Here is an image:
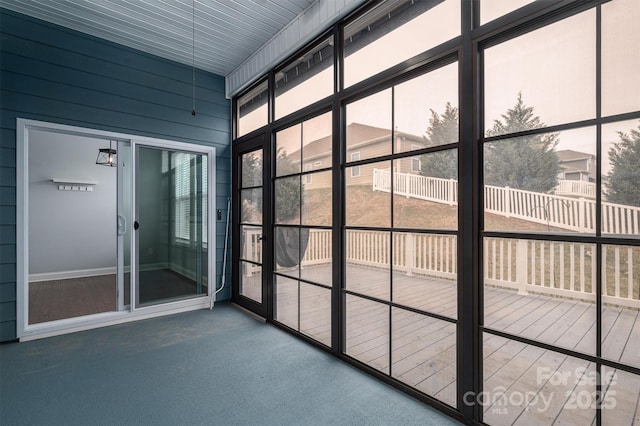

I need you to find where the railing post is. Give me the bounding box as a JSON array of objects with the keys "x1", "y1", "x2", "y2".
[
  {"x1": 244, "y1": 229, "x2": 253, "y2": 277},
  {"x1": 578, "y1": 197, "x2": 585, "y2": 232},
  {"x1": 448, "y1": 178, "x2": 455, "y2": 206},
  {"x1": 503, "y1": 186, "x2": 510, "y2": 218},
  {"x1": 516, "y1": 239, "x2": 528, "y2": 295},
  {"x1": 372, "y1": 168, "x2": 379, "y2": 192},
  {"x1": 406, "y1": 233, "x2": 415, "y2": 277},
  {"x1": 404, "y1": 172, "x2": 410, "y2": 198}
]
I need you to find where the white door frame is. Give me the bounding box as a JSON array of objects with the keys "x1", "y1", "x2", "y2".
[{"x1": 16, "y1": 118, "x2": 216, "y2": 341}]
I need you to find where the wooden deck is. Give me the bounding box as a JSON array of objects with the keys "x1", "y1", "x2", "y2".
[{"x1": 271, "y1": 263, "x2": 640, "y2": 426}]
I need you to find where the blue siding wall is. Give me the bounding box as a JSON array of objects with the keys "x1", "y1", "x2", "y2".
[{"x1": 0, "y1": 8, "x2": 232, "y2": 341}]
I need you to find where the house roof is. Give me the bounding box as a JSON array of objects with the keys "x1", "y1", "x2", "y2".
[
  {"x1": 288, "y1": 122, "x2": 424, "y2": 161},
  {"x1": 556, "y1": 149, "x2": 594, "y2": 162}
]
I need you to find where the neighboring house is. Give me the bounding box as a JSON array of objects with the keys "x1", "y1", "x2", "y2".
[
  {"x1": 556, "y1": 149, "x2": 596, "y2": 183},
  {"x1": 286, "y1": 122, "x2": 426, "y2": 189}
]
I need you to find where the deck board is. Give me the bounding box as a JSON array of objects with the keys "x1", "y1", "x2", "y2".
[{"x1": 269, "y1": 263, "x2": 640, "y2": 425}]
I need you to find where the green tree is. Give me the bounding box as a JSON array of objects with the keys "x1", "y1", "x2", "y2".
[
  {"x1": 606, "y1": 121, "x2": 640, "y2": 206},
  {"x1": 484, "y1": 93, "x2": 560, "y2": 192},
  {"x1": 420, "y1": 102, "x2": 458, "y2": 179},
  {"x1": 274, "y1": 147, "x2": 301, "y2": 223}
]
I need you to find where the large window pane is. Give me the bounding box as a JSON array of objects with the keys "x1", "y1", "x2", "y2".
[
  {"x1": 276, "y1": 124, "x2": 301, "y2": 177},
  {"x1": 275, "y1": 275, "x2": 298, "y2": 329},
  {"x1": 394, "y1": 62, "x2": 458, "y2": 153},
  {"x1": 275, "y1": 37, "x2": 334, "y2": 119},
  {"x1": 346, "y1": 160, "x2": 391, "y2": 228},
  {"x1": 602, "y1": 0, "x2": 640, "y2": 117},
  {"x1": 300, "y1": 283, "x2": 331, "y2": 347},
  {"x1": 238, "y1": 80, "x2": 268, "y2": 137},
  {"x1": 484, "y1": 127, "x2": 596, "y2": 234},
  {"x1": 601, "y1": 368, "x2": 640, "y2": 425},
  {"x1": 346, "y1": 230, "x2": 390, "y2": 301},
  {"x1": 483, "y1": 333, "x2": 596, "y2": 426},
  {"x1": 240, "y1": 188, "x2": 262, "y2": 224},
  {"x1": 392, "y1": 309, "x2": 456, "y2": 407},
  {"x1": 345, "y1": 295, "x2": 389, "y2": 374},
  {"x1": 300, "y1": 229, "x2": 332, "y2": 287},
  {"x1": 484, "y1": 10, "x2": 596, "y2": 135},
  {"x1": 393, "y1": 153, "x2": 458, "y2": 230},
  {"x1": 602, "y1": 120, "x2": 640, "y2": 238},
  {"x1": 275, "y1": 226, "x2": 303, "y2": 279},
  {"x1": 302, "y1": 112, "x2": 332, "y2": 167},
  {"x1": 480, "y1": 0, "x2": 535, "y2": 25},
  {"x1": 392, "y1": 233, "x2": 457, "y2": 319},
  {"x1": 484, "y1": 238, "x2": 596, "y2": 355},
  {"x1": 343, "y1": 0, "x2": 460, "y2": 88},
  {"x1": 240, "y1": 225, "x2": 262, "y2": 263},
  {"x1": 602, "y1": 244, "x2": 640, "y2": 369},
  {"x1": 274, "y1": 176, "x2": 300, "y2": 225},
  {"x1": 346, "y1": 90, "x2": 392, "y2": 161},
  {"x1": 302, "y1": 170, "x2": 332, "y2": 226},
  {"x1": 241, "y1": 150, "x2": 263, "y2": 187},
  {"x1": 239, "y1": 261, "x2": 262, "y2": 303}
]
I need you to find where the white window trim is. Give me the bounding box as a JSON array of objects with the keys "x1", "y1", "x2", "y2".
[{"x1": 16, "y1": 118, "x2": 216, "y2": 341}]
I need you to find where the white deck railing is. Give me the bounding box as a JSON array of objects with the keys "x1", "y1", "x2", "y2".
[
  {"x1": 554, "y1": 180, "x2": 596, "y2": 198},
  {"x1": 242, "y1": 227, "x2": 639, "y2": 308},
  {"x1": 373, "y1": 169, "x2": 640, "y2": 235}
]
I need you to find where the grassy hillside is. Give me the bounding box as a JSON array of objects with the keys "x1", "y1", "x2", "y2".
[{"x1": 303, "y1": 185, "x2": 565, "y2": 232}]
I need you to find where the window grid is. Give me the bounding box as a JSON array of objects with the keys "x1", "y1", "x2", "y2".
[{"x1": 232, "y1": 1, "x2": 640, "y2": 425}]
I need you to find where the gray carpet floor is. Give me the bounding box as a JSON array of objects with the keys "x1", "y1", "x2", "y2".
[{"x1": 0, "y1": 303, "x2": 460, "y2": 426}]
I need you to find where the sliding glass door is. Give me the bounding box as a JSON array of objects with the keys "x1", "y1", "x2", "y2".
[
  {"x1": 135, "y1": 146, "x2": 209, "y2": 307},
  {"x1": 18, "y1": 118, "x2": 216, "y2": 340}
]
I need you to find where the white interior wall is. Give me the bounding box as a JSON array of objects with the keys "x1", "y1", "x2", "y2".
[{"x1": 28, "y1": 130, "x2": 117, "y2": 277}]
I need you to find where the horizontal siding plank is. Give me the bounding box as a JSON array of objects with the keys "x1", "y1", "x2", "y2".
[
  {"x1": 0, "y1": 244, "x2": 16, "y2": 263},
  {"x1": 1, "y1": 79, "x2": 230, "y2": 135},
  {"x1": 1, "y1": 10, "x2": 226, "y2": 93},
  {"x1": 0, "y1": 187, "x2": 16, "y2": 206},
  {"x1": 2, "y1": 110, "x2": 230, "y2": 150},
  {"x1": 0, "y1": 281, "x2": 16, "y2": 302},
  {"x1": 0, "y1": 319, "x2": 16, "y2": 341},
  {"x1": 0, "y1": 263, "x2": 16, "y2": 283},
  {"x1": 0, "y1": 301, "x2": 16, "y2": 322},
  {"x1": 0, "y1": 206, "x2": 15, "y2": 225},
  {"x1": 0, "y1": 167, "x2": 16, "y2": 186},
  {"x1": 0, "y1": 35, "x2": 226, "y2": 99},
  {"x1": 0, "y1": 148, "x2": 15, "y2": 167},
  {"x1": 1, "y1": 53, "x2": 230, "y2": 114},
  {"x1": 0, "y1": 129, "x2": 16, "y2": 148},
  {"x1": 2, "y1": 95, "x2": 230, "y2": 145}
]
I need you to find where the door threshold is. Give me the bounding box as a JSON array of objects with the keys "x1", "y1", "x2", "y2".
[{"x1": 231, "y1": 302, "x2": 266, "y2": 323}]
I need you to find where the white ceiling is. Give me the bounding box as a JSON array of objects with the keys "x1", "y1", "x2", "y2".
[{"x1": 0, "y1": 0, "x2": 317, "y2": 78}]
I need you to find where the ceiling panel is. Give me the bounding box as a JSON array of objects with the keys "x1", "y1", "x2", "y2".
[{"x1": 0, "y1": 0, "x2": 316, "y2": 78}]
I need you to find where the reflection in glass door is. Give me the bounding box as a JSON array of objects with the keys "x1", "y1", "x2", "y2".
[
  {"x1": 135, "y1": 146, "x2": 208, "y2": 307},
  {"x1": 27, "y1": 132, "x2": 130, "y2": 324}
]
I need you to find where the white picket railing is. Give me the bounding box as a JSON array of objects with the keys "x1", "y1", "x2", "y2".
[
  {"x1": 243, "y1": 227, "x2": 639, "y2": 308},
  {"x1": 389, "y1": 172, "x2": 458, "y2": 205},
  {"x1": 373, "y1": 169, "x2": 640, "y2": 235},
  {"x1": 554, "y1": 180, "x2": 596, "y2": 198}
]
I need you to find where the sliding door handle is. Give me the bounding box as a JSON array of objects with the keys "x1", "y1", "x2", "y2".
[
  {"x1": 134, "y1": 221, "x2": 140, "y2": 230},
  {"x1": 117, "y1": 215, "x2": 127, "y2": 236}
]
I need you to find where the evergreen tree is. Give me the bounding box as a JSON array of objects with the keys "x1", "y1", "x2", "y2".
[
  {"x1": 484, "y1": 93, "x2": 560, "y2": 192},
  {"x1": 606, "y1": 122, "x2": 640, "y2": 206},
  {"x1": 419, "y1": 102, "x2": 458, "y2": 179},
  {"x1": 274, "y1": 147, "x2": 301, "y2": 222}
]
